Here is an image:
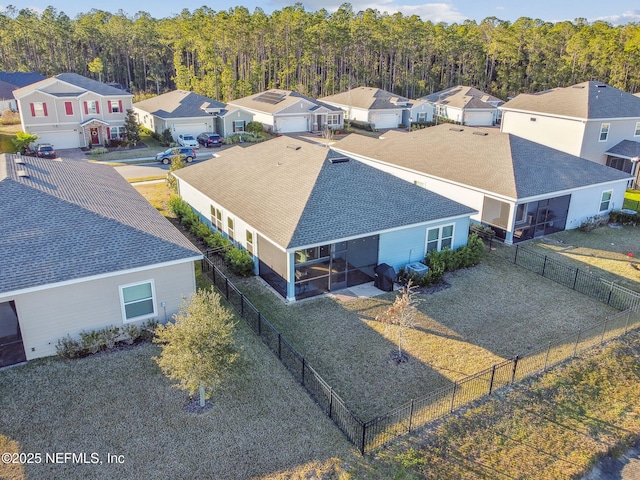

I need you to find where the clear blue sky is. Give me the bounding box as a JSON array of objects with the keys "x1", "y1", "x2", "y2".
[{"x1": 6, "y1": 0, "x2": 640, "y2": 24}]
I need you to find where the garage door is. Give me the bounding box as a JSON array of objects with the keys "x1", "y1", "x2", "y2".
[
  {"x1": 277, "y1": 116, "x2": 308, "y2": 133},
  {"x1": 371, "y1": 113, "x2": 399, "y2": 129},
  {"x1": 35, "y1": 130, "x2": 82, "y2": 149},
  {"x1": 172, "y1": 122, "x2": 213, "y2": 141},
  {"x1": 464, "y1": 111, "x2": 494, "y2": 127}
]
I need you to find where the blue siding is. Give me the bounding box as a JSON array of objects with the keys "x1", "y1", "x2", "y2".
[{"x1": 379, "y1": 226, "x2": 427, "y2": 272}]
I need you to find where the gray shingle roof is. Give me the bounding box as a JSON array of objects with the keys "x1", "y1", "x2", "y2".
[
  {"x1": 174, "y1": 136, "x2": 475, "y2": 249},
  {"x1": 0, "y1": 154, "x2": 201, "y2": 295},
  {"x1": 501, "y1": 81, "x2": 640, "y2": 119},
  {"x1": 56, "y1": 73, "x2": 133, "y2": 97},
  {"x1": 605, "y1": 140, "x2": 640, "y2": 160},
  {"x1": 228, "y1": 89, "x2": 342, "y2": 115},
  {"x1": 134, "y1": 90, "x2": 225, "y2": 119},
  {"x1": 320, "y1": 87, "x2": 409, "y2": 110},
  {"x1": 0, "y1": 71, "x2": 46, "y2": 88},
  {"x1": 421, "y1": 86, "x2": 504, "y2": 110},
  {"x1": 333, "y1": 125, "x2": 632, "y2": 200}
]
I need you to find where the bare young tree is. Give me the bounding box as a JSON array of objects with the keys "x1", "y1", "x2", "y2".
[{"x1": 376, "y1": 281, "x2": 419, "y2": 364}]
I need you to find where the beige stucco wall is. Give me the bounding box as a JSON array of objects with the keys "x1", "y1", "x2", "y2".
[{"x1": 1, "y1": 261, "x2": 197, "y2": 360}]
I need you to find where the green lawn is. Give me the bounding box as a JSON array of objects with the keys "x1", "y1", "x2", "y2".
[
  {"x1": 624, "y1": 188, "x2": 640, "y2": 211},
  {"x1": 85, "y1": 133, "x2": 166, "y2": 161}
]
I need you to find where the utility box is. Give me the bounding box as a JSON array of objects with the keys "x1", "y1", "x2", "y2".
[{"x1": 406, "y1": 262, "x2": 429, "y2": 278}]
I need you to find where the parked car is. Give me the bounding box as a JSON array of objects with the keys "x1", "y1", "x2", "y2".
[
  {"x1": 35, "y1": 144, "x2": 56, "y2": 158},
  {"x1": 155, "y1": 147, "x2": 197, "y2": 165},
  {"x1": 177, "y1": 134, "x2": 199, "y2": 148},
  {"x1": 197, "y1": 132, "x2": 223, "y2": 148}
]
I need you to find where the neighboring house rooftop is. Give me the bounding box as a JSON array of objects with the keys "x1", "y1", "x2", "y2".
[
  {"x1": 174, "y1": 136, "x2": 475, "y2": 249},
  {"x1": 0, "y1": 154, "x2": 201, "y2": 295},
  {"x1": 320, "y1": 86, "x2": 409, "y2": 110},
  {"x1": 333, "y1": 125, "x2": 632, "y2": 199},
  {"x1": 134, "y1": 90, "x2": 225, "y2": 119},
  {"x1": 605, "y1": 140, "x2": 640, "y2": 160},
  {"x1": 228, "y1": 89, "x2": 342, "y2": 114},
  {"x1": 0, "y1": 71, "x2": 46, "y2": 89},
  {"x1": 421, "y1": 85, "x2": 503, "y2": 110},
  {"x1": 13, "y1": 72, "x2": 133, "y2": 99},
  {"x1": 500, "y1": 81, "x2": 640, "y2": 119}
]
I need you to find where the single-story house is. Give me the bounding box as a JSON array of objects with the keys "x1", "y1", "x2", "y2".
[
  {"x1": 419, "y1": 86, "x2": 504, "y2": 126},
  {"x1": 13, "y1": 73, "x2": 133, "y2": 149},
  {"x1": 319, "y1": 87, "x2": 409, "y2": 130},
  {"x1": 333, "y1": 125, "x2": 633, "y2": 244},
  {"x1": 0, "y1": 72, "x2": 46, "y2": 112},
  {"x1": 133, "y1": 89, "x2": 253, "y2": 140},
  {"x1": 0, "y1": 153, "x2": 202, "y2": 367},
  {"x1": 407, "y1": 98, "x2": 434, "y2": 124},
  {"x1": 227, "y1": 89, "x2": 344, "y2": 134},
  {"x1": 173, "y1": 136, "x2": 476, "y2": 302}
]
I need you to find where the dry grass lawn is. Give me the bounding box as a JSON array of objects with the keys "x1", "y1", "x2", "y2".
[
  {"x1": 234, "y1": 252, "x2": 616, "y2": 420},
  {"x1": 523, "y1": 226, "x2": 640, "y2": 293}
]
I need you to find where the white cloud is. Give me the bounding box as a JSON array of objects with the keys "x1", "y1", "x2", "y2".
[{"x1": 593, "y1": 9, "x2": 640, "y2": 25}]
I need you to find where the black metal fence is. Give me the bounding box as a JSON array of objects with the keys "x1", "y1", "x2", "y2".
[
  {"x1": 201, "y1": 251, "x2": 640, "y2": 454},
  {"x1": 500, "y1": 244, "x2": 640, "y2": 311}
]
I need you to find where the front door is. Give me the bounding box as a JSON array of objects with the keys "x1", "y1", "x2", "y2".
[
  {"x1": 90, "y1": 127, "x2": 100, "y2": 145},
  {"x1": 0, "y1": 301, "x2": 26, "y2": 368}
]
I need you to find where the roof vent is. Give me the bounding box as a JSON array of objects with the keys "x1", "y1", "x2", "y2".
[
  {"x1": 17, "y1": 170, "x2": 29, "y2": 178},
  {"x1": 449, "y1": 127, "x2": 464, "y2": 132},
  {"x1": 473, "y1": 131, "x2": 488, "y2": 136},
  {"x1": 287, "y1": 144, "x2": 301, "y2": 150},
  {"x1": 14, "y1": 157, "x2": 25, "y2": 165},
  {"x1": 596, "y1": 85, "x2": 607, "y2": 88},
  {"x1": 329, "y1": 156, "x2": 349, "y2": 164}
]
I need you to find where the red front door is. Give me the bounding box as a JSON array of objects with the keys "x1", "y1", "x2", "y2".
[{"x1": 90, "y1": 127, "x2": 100, "y2": 145}]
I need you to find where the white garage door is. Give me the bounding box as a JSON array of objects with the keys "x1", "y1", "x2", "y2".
[
  {"x1": 371, "y1": 113, "x2": 399, "y2": 129},
  {"x1": 464, "y1": 111, "x2": 494, "y2": 127},
  {"x1": 277, "y1": 116, "x2": 308, "y2": 133},
  {"x1": 35, "y1": 130, "x2": 82, "y2": 149}
]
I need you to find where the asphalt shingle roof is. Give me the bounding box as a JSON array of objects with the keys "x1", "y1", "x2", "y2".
[
  {"x1": 605, "y1": 140, "x2": 640, "y2": 159},
  {"x1": 134, "y1": 90, "x2": 225, "y2": 119},
  {"x1": 0, "y1": 154, "x2": 201, "y2": 295},
  {"x1": 333, "y1": 125, "x2": 632, "y2": 200},
  {"x1": 0, "y1": 72, "x2": 46, "y2": 88},
  {"x1": 501, "y1": 81, "x2": 640, "y2": 119},
  {"x1": 421, "y1": 85, "x2": 504, "y2": 110},
  {"x1": 228, "y1": 89, "x2": 341, "y2": 115},
  {"x1": 174, "y1": 136, "x2": 475, "y2": 249},
  {"x1": 320, "y1": 87, "x2": 409, "y2": 110}
]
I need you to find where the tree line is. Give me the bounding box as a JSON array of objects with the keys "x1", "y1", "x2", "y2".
[{"x1": 2, "y1": 3, "x2": 639, "y2": 103}]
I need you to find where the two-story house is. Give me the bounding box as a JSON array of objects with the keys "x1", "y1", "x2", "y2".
[
  {"x1": 13, "y1": 73, "x2": 134, "y2": 149},
  {"x1": 500, "y1": 81, "x2": 640, "y2": 185}
]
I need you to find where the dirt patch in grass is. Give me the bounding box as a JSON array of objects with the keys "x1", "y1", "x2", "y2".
[
  {"x1": 525, "y1": 226, "x2": 640, "y2": 293},
  {"x1": 133, "y1": 182, "x2": 173, "y2": 218}
]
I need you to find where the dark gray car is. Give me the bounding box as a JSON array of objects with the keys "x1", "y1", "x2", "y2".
[{"x1": 155, "y1": 147, "x2": 197, "y2": 165}]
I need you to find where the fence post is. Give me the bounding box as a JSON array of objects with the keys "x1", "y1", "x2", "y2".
[
  {"x1": 488, "y1": 365, "x2": 496, "y2": 395},
  {"x1": 607, "y1": 282, "x2": 614, "y2": 306},
  {"x1": 542, "y1": 256, "x2": 547, "y2": 276},
  {"x1": 258, "y1": 312, "x2": 262, "y2": 335},
  {"x1": 225, "y1": 277, "x2": 229, "y2": 299},
  {"x1": 212, "y1": 264, "x2": 216, "y2": 284},
  {"x1": 361, "y1": 423, "x2": 367, "y2": 455},
  {"x1": 240, "y1": 293, "x2": 245, "y2": 317},
  {"x1": 624, "y1": 309, "x2": 631, "y2": 335},
  {"x1": 510, "y1": 356, "x2": 519, "y2": 385},
  {"x1": 514, "y1": 244, "x2": 519, "y2": 264},
  {"x1": 450, "y1": 382, "x2": 457, "y2": 413},
  {"x1": 278, "y1": 333, "x2": 282, "y2": 359},
  {"x1": 301, "y1": 357, "x2": 305, "y2": 386},
  {"x1": 543, "y1": 341, "x2": 551, "y2": 371},
  {"x1": 408, "y1": 399, "x2": 415, "y2": 432},
  {"x1": 329, "y1": 387, "x2": 333, "y2": 419},
  {"x1": 601, "y1": 317, "x2": 608, "y2": 344},
  {"x1": 573, "y1": 268, "x2": 579, "y2": 290},
  {"x1": 574, "y1": 328, "x2": 581, "y2": 357}
]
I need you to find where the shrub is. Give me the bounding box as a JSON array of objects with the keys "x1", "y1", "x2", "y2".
[
  {"x1": 609, "y1": 210, "x2": 640, "y2": 226},
  {"x1": 140, "y1": 319, "x2": 159, "y2": 342},
  {"x1": 80, "y1": 329, "x2": 104, "y2": 354},
  {"x1": 90, "y1": 147, "x2": 109, "y2": 155},
  {"x1": 205, "y1": 230, "x2": 232, "y2": 250},
  {"x1": 120, "y1": 324, "x2": 141, "y2": 345},
  {"x1": 56, "y1": 335, "x2": 83, "y2": 359},
  {"x1": 99, "y1": 326, "x2": 120, "y2": 349},
  {"x1": 168, "y1": 196, "x2": 191, "y2": 220},
  {"x1": 0, "y1": 109, "x2": 20, "y2": 125},
  {"x1": 245, "y1": 121, "x2": 264, "y2": 135},
  {"x1": 224, "y1": 247, "x2": 255, "y2": 276}
]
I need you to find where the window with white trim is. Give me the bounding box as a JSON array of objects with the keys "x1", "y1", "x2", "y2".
[
  {"x1": 109, "y1": 100, "x2": 122, "y2": 113},
  {"x1": 110, "y1": 126, "x2": 126, "y2": 139},
  {"x1": 86, "y1": 100, "x2": 99, "y2": 115},
  {"x1": 210, "y1": 206, "x2": 223, "y2": 231},
  {"x1": 246, "y1": 230, "x2": 254, "y2": 255},
  {"x1": 119, "y1": 280, "x2": 156, "y2": 323},
  {"x1": 426, "y1": 224, "x2": 454, "y2": 252},
  {"x1": 416, "y1": 112, "x2": 427, "y2": 122},
  {"x1": 599, "y1": 123, "x2": 610, "y2": 142},
  {"x1": 635, "y1": 122, "x2": 640, "y2": 137},
  {"x1": 515, "y1": 203, "x2": 528, "y2": 224},
  {"x1": 31, "y1": 102, "x2": 46, "y2": 117},
  {"x1": 227, "y1": 217, "x2": 235, "y2": 241},
  {"x1": 233, "y1": 120, "x2": 245, "y2": 132},
  {"x1": 327, "y1": 114, "x2": 340, "y2": 126},
  {"x1": 599, "y1": 190, "x2": 612, "y2": 212}
]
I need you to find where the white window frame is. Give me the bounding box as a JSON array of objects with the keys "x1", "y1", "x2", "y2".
[
  {"x1": 599, "y1": 123, "x2": 610, "y2": 142},
  {"x1": 426, "y1": 224, "x2": 454, "y2": 253},
  {"x1": 87, "y1": 100, "x2": 98, "y2": 115},
  {"x1": 515, "y1": 203, "x2": 528, "y2": 224},
  {"x1": 634, "y1": 122, "x2": 640, "y2": 137},
  {"x1": 110, "y1": 126, "x2": 126, "y2": 139},
  {"x1": 233, "y1": 120, "x2": 245, "y2": 132},
  {"x1": 33, "y1": 102, "x2": 45, "y2": 117},
  {"x1": 327, "y1": 114, "x2": 339, "y2": 126},
  {"x1": 119, "y1": 280, "x2": 157, "y2": 323},
  {"x1": 227, "y1": 216, "x2": 235, "y2": 241},
  {"x1": 246, "y1": 230, "x2": 254, "y2": 255},
  {"x1": 416, "y1": 112, "x2": 427, "y2": 122},
  {"x1": 599, "y1": 190, "x2": 613, "y2": 212},
  {"x1": 110, "y1": 101, "x2": 121, "y2": 114}
]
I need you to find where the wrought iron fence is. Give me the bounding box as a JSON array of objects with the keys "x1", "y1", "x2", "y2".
[{"x1": 200, "y1": 251, "x2": 640, "y2": 454}]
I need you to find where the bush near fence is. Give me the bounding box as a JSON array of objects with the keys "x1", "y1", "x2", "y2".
[{"x1": 200, "y1": 249, "x2": 640, "y2": 454}]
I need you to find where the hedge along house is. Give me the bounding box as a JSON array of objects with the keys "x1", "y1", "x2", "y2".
[
  {"x1": 333, "y1": 125, "x2": 632, "y2": 244},
  {"x1": 173, "y1": 136, "x2": 475, "y2": 302},
  {"x1": 0, "y1": 154, "x2": 201, "y2": 367}
]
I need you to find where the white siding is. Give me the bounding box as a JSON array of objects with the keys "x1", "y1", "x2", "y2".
[
  {"x1": 1, "y1": 262, "x2": 197, "y2": 360},
  {"x1": 564, "y1": 181, "x2": 629, "y2": 230}
]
